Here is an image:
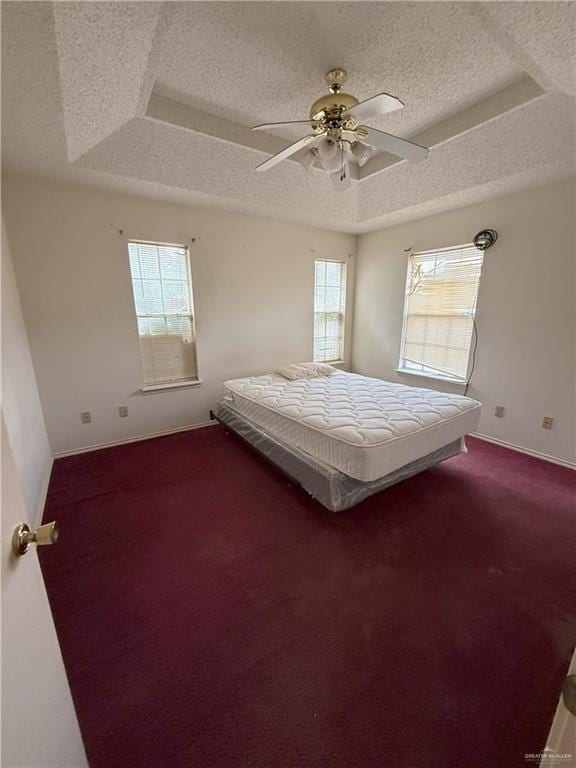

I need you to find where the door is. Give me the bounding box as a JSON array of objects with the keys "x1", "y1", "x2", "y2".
[
  {"x1": 1, "y1": 417, "x2": 87, "y2": 767},
  {"x1": 539, "y1": 648, "x2": 576, "y2": 766}
]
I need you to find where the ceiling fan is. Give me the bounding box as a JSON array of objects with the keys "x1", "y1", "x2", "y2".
[{"x1": 251, "y1": 68, "x2": 429, "y2": 189}]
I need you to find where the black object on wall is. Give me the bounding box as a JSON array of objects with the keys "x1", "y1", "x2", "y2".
[{"x1": 473, "y1": 229, "x2": 498, "y2": 250}]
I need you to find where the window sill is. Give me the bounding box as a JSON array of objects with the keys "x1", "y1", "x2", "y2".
[
  {"x1": 141, "y1": 379, "x2": 202, "y2": 394},
  {"x1": 395, "y1": 368, "x2": 467, "y2": 387}
]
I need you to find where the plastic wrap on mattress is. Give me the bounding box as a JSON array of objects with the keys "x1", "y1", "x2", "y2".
[{"x1": 214, "y1": 401, "x2": 466, "y2": 512}]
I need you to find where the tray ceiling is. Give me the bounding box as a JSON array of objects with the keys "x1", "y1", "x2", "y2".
[{"x1": 2, "y1": 1, "x2": 575, "y2": 233}]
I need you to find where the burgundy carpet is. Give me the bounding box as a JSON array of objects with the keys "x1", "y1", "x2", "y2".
[{"x1": 40, "y1": 427, "x2": 576, "y2": 768}]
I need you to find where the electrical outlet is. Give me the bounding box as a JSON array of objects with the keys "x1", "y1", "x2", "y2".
[
  {"x1": 494, "y1": 405, "x2": 504, "y2": 418},
  {"x1": 118, "y1": 405, "x2": 129, "y2": 418},
  {"x1": 542, "y1": 416, "x2": 554, "y2": 430},
  {"x1": 80, "y1": 411, "x2": 92, "y2": 424}
]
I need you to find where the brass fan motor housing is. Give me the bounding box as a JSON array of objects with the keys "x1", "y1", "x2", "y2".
[
  {"x1": 309, "y1": 69, "x2": 361, "y2": 133},
  {"x1": 310, "y1": 93, "x2": 359, "y2": 124}
]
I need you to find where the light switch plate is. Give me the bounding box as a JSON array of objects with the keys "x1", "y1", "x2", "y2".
[
  {"x1": 80, "y1": 411, "x2": 91, "y2": 424},
  {"x1": 118, "y1": 405, "x2": 129, "y2": 417},
  {"x1": 542, "y1": 416, "x2": 554, "y2": 430},
  {"x1": 495, "y1": 405, "x2": 504, "y2": 418}
]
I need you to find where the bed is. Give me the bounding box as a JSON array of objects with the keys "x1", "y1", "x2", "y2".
[{"x1": 214, "y1": 370, "x2": 481, "y2": 511}]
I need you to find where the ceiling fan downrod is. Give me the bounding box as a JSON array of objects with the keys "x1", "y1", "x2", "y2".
[{"x1": 325, "y1": 68, "x2": 348, "y2": 94}]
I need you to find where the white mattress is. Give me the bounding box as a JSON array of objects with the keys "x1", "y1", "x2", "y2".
[{"x1": 221, "y1": 371, "x2": 481, "y2": 481}]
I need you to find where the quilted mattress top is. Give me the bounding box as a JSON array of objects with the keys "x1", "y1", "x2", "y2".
[{"x1": 223, "y1": 371, "x2": 481, "y2": 448}]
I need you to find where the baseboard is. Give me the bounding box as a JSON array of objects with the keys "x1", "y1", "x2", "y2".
[
  {"x1": 53, "y1": 420, "x2": 217, "y2": 458},
  {"x1": 472, "y1": 432, "x2": 575, "y2": 470}
]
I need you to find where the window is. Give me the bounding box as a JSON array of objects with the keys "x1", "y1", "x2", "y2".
[
  {"x1": 398, "y1": 243, "x2": 484, "y2": 382},
  {"x1": 314, "y1": 259, "x2": 346, "y2": 362},
  {"x1": 128, "y1": 240, "x2": 198, "y2": 387}
]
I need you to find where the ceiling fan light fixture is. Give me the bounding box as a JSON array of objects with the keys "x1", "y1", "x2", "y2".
[
  {"x1": 319, "y1": 153, "x2": 342, "y2": 173},
  {"x1": 351, "y1": 141, "x2": 372, "y2": 167},
  {"x1": 317, "y1": 137, "x2": 342, "y2": 172},
  {"x1": 317, "y1": 137, "x2": 338, "y2": 161},
  {"x1": 331, "y1": 162, "x2": 352, "y2": 191}
]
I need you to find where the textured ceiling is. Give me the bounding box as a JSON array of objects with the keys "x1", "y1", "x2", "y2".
[{"x1": 2, "y1": 1, "x2": 575, "y2": 233}]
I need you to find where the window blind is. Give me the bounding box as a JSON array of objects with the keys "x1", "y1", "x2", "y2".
[
  {"x1": 128, "y1": 241, "x2": 198, "y2": 386},
  {"x1": 314, "y1": 260, "x2": 346, "y2": 362},
  {"x1": 399, "y1": 244, "x2": 484, "y2": 381}
]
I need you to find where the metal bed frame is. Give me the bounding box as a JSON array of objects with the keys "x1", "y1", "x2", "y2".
[{"x1": 211, "y1": 402, "x2": 465, "y2": 512}]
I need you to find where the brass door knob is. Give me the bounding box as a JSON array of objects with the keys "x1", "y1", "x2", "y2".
[{"x1": 12, "y1": 521, "x2": 59, "y2": 556}]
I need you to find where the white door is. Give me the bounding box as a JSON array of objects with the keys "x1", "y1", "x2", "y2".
[
  {"x1": 1, "y1": 417, "x2": 87, "y2": 767},
  {"x1": 539, "y1": 648, "x2": 576, "y2": 766}
]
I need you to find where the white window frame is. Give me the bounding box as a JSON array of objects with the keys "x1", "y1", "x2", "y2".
[
  {"x1": 313, "y1": 258, "x2": 347, "y2": 364},
  {"x1": 397, "y1": 243, "x2": 482, "y2": 385},
  {"x1": 128, "y1": 239, "x2": 200, "y2": 392}
]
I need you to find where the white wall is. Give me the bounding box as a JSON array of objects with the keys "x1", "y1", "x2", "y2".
[
  {"x1": 353, "y1": 180, "x2": 576, "y2": 465},
  {"x1": 2, "y1": 175, "x2": 356, "y2": 455},
  {"x1": 1, "y1": 218, "x2": 52, "y2": 525}
]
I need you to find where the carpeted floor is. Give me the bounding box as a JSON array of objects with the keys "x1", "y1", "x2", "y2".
[{"x1": 40, "y1": 427, "x2": 576, "y2": 768}]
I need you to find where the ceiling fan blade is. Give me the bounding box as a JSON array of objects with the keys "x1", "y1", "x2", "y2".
[
  {"x1": 347, "y1": 93, "x2": 404, "y2": 122},
  {"x1": 255, "y1": 134, "x2": 319, "y2": 172},
  {"x1": 361, "y1": 126, "x2": 429, "y2": 163},
  {"x1": 251, "y1": 120, "x2": 315, "y2": 131}
]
